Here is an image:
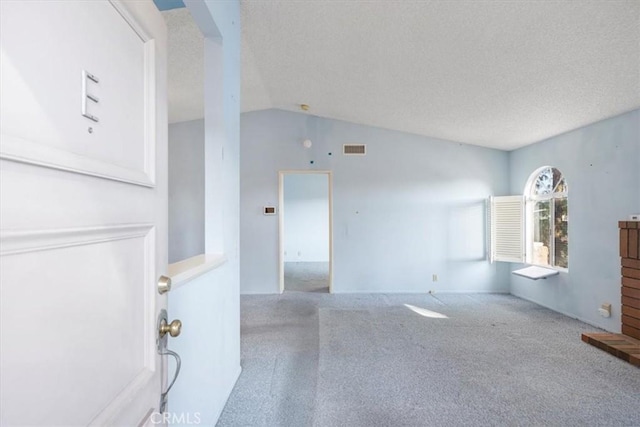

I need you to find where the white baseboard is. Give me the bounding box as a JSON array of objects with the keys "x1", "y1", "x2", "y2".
[{"x1": 510, "y1": 293, "x2": 617, "y2": 333}]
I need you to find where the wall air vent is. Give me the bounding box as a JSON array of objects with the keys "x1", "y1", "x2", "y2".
[{"x1": 343, "y1": 144, "x2": 366, "y2": 155}]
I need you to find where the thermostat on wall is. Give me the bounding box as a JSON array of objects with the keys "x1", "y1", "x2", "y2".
[{"x1": 263, "y1": 206, "x2": 277, "y2": 215}]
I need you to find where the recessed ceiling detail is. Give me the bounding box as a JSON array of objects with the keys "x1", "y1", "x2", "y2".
[{"x1": 241, "y1": 1, "x2": 640, "y2": 150}]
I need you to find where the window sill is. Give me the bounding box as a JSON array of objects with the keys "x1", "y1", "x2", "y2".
[
  {"x1": 527, "y1": 263, "x2": 568, "y2": 273},
  {"x1": 512, "y1": 265, "x2": 559, "y2": 280},
  {"x1": 168, "y1": 253, "x2": 227, "y2": 290}
]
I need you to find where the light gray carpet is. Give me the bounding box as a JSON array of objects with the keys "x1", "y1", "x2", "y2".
[
  {"x1": 284, "y1": 262, "x2": 329, "y2": 293},
  {"x1": 217, "y1": 293, "x2": 640, "y2": 427}
]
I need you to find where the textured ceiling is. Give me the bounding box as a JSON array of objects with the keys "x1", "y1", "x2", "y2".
[
  {"x1": 241, "y1": 0, "x2": 640, "y2": 150},
  {"x1": 164, "y1": 8, "x2": 203, "y2": 124}
]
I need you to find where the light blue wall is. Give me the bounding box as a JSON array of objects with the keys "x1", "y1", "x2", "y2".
[
  {"x1": 241, "y1": 109, "x2": 511, "y2": 294},
  {"x1": 169, "y1": 1, "x2": 240, "y2": 425},
  {"x1": 168, "y1": 119, "x2": 204, "y2": 263},
  {"x1": 284, "y1": 174, "x2": 330, "y2": 262},
  {"x1": 509, "y1": 110, "x2": 640, "y2": 331}
]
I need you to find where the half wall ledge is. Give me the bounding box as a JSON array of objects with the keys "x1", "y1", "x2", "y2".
[{"x1": 168, "y1": 253, "x2": 227, "y2": 289}]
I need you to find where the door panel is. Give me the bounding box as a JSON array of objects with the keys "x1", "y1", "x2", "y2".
[
  {"x1": 0, "y1": 227, "x2": 154, "y2": 425},
  {"x1": 0, "y1": 0, "x2": 167, "y2": 425},
  {"x1": 0, "y1": 0, "x2": 156, "y2": 186}
]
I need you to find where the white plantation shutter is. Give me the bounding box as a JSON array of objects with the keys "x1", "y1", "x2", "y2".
[{"x1": 489, "y1": 195, "x2": 525, "y2": 263}]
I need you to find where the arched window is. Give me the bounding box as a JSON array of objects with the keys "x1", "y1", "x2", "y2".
[{"x1": 525, "y1": 167, "x2": 568, "y2": 268}]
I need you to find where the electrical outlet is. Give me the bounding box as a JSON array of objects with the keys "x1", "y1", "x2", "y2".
[
  {"x1": 598, "y1": 303, "x2": 612, "y2": 318},
  {"x1": 432, "y1": 274, "x2": 438, "y2": 282}
]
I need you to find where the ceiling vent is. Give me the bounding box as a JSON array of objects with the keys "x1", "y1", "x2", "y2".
[{"x1": 343, "y1": 144, "x2": 366, "y2": 156}]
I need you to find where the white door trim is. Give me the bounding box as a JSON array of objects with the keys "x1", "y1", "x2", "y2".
[
  {"x1": 278, "y1": 170, "x2": 333, "y2": 294},
  {"x1": 0, "y1": 223, "x2": 153, "y2": 256}
]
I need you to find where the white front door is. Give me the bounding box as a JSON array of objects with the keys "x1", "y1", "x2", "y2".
[{"x1": 0, "y1": 1, "x2": 168, "y2": 425}]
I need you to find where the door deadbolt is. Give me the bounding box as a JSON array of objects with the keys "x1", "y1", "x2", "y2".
[
  {"x1": 158, "y1": 275, "x2": 172, "y2": 294},
  {"x1": 159, "y1": 318, "x2": 182, "y2": 338}
]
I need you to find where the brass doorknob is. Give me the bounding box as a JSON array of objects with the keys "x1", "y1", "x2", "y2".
[{"x1": 159, "y1": 319, "x2": 182, "y2": 338}]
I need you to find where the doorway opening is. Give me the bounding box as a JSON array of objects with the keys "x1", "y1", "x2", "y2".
[
  {"x1": 279, "y1": 171, "x2": 333, "y2": 293},
  {"x1": 163, "y1": 7, "x2": 206, "y2": 264}
]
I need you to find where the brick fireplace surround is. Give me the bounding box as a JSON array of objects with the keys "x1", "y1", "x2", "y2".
[{"x1": 581, "y1": 221, "x2": 640, "y2": 367}]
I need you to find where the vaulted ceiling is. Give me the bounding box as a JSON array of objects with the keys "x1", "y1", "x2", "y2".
[{"x1": 166, "y1": 1, "x2": 640, "y2": 151}]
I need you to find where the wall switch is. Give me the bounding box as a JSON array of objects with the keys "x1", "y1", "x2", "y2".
[{"x1": 432, "y1": 274, "x2": 438, "y2": 282}]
